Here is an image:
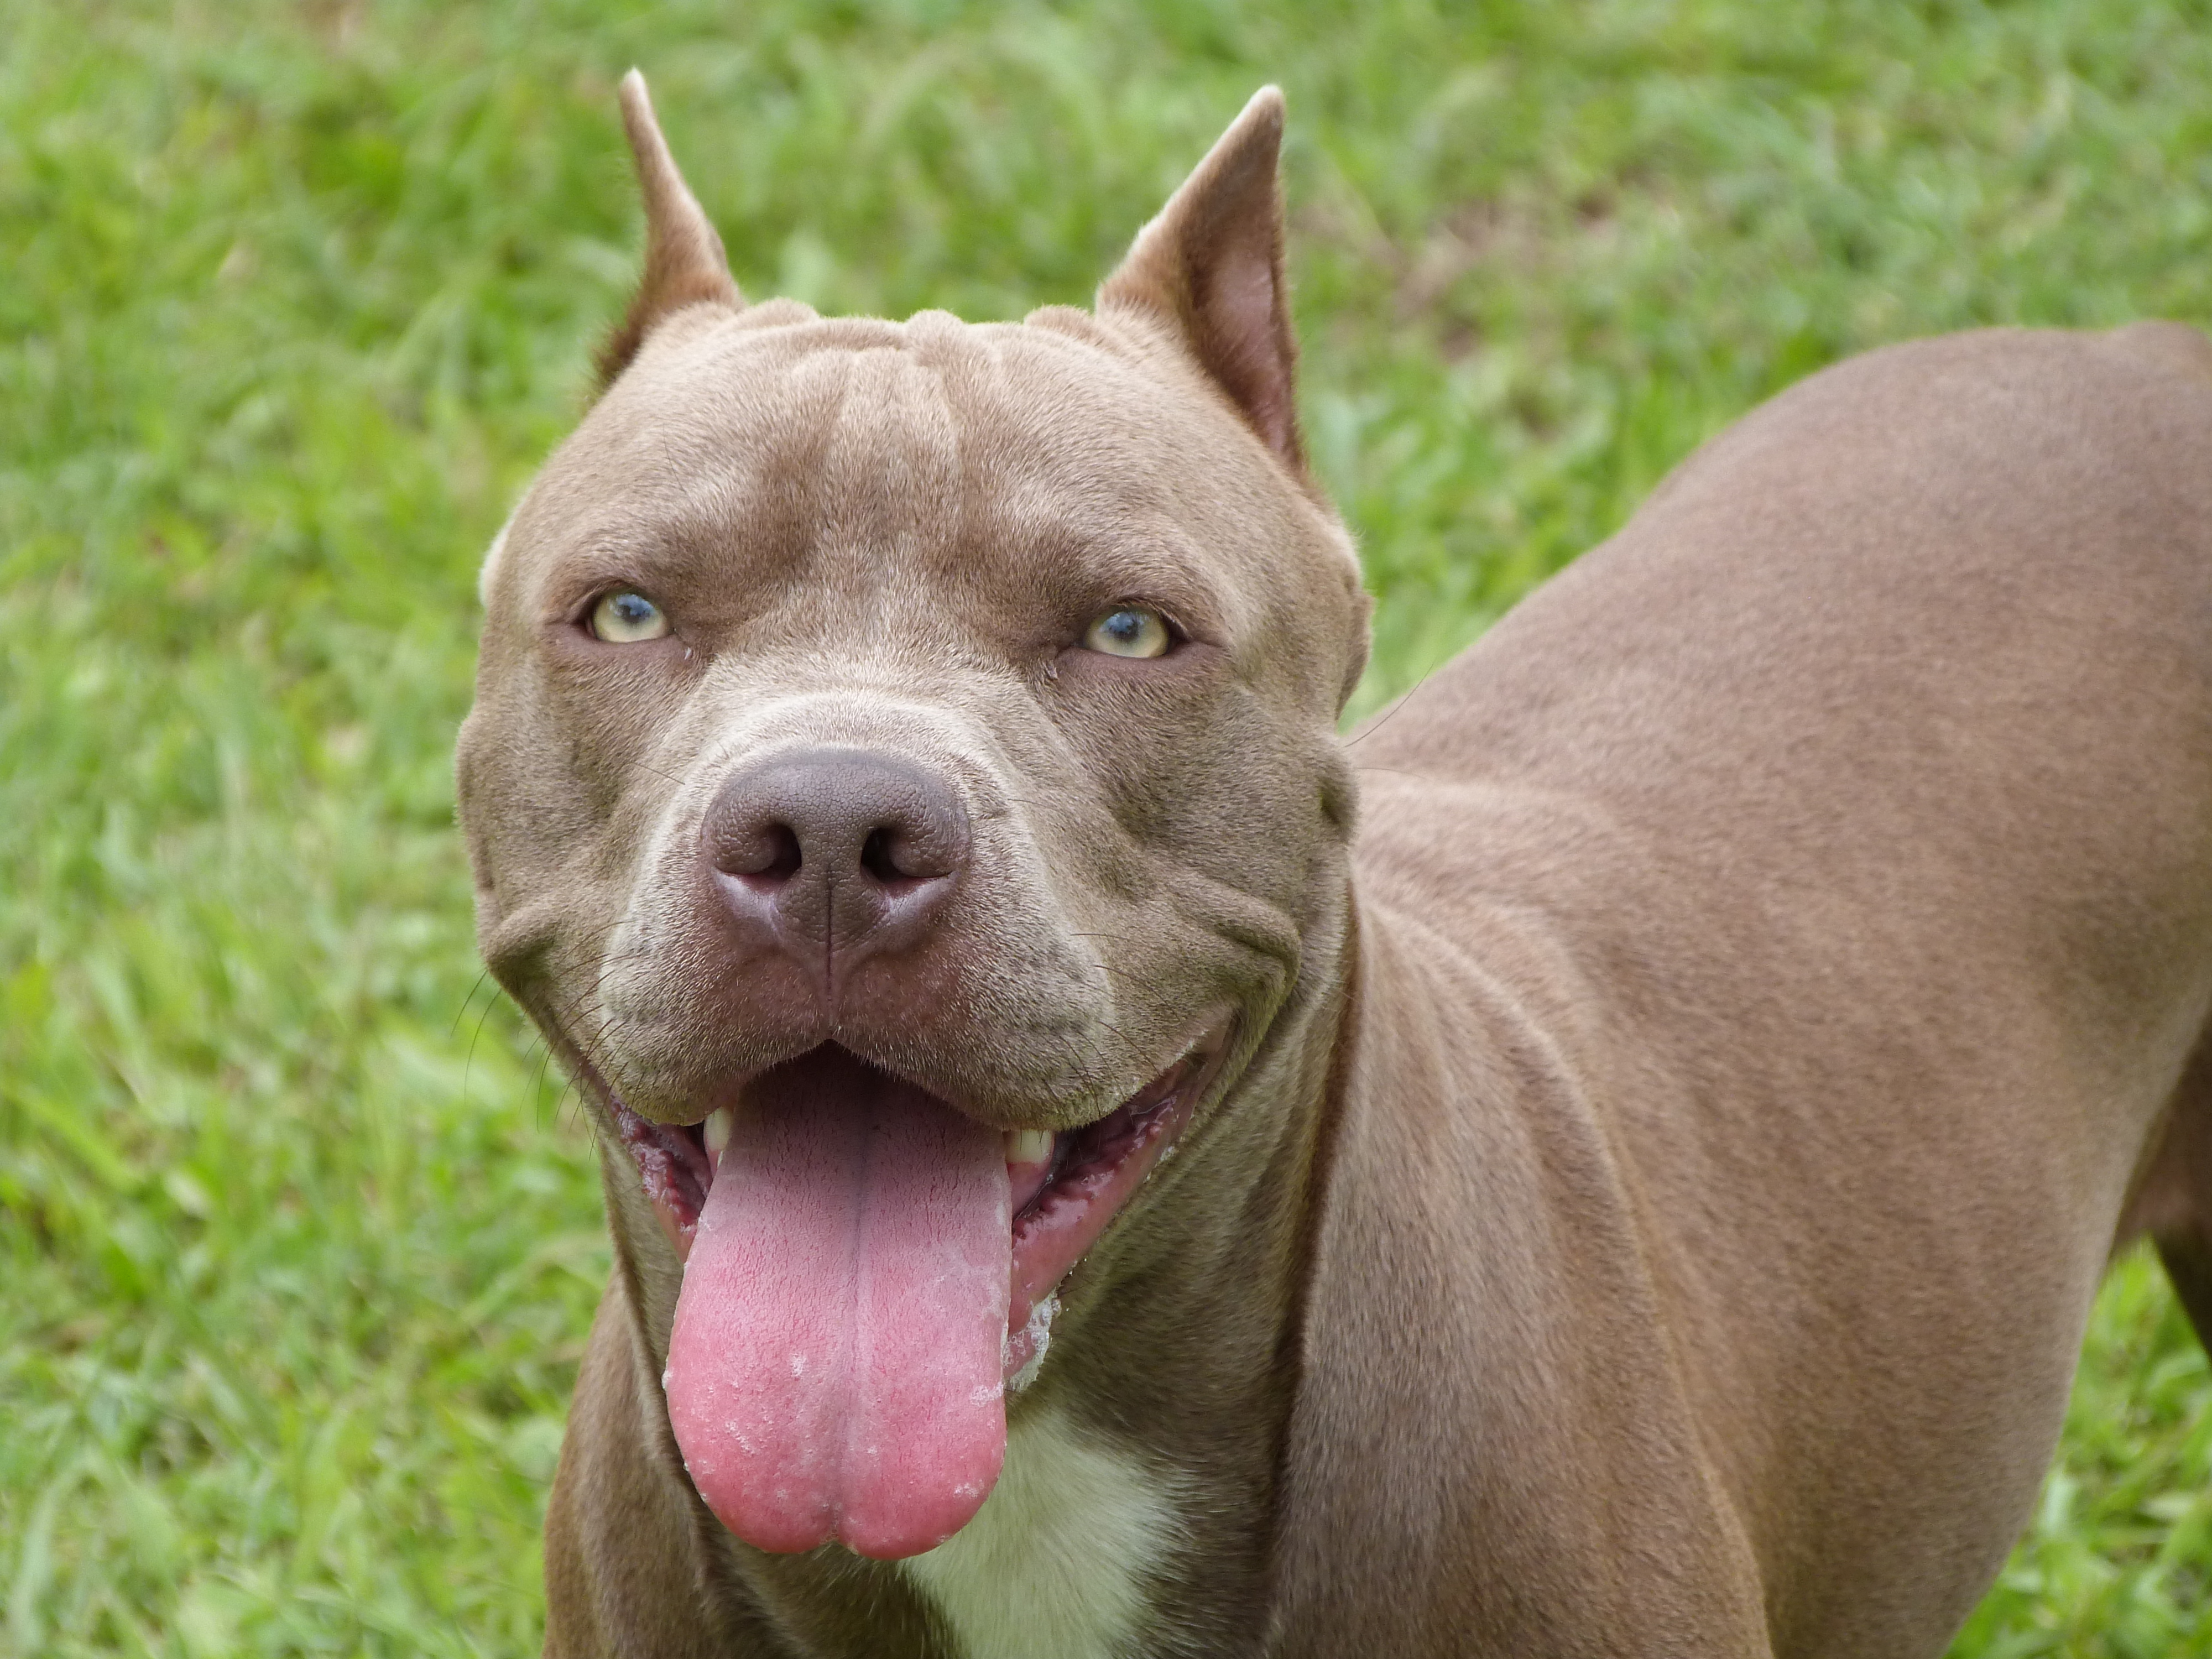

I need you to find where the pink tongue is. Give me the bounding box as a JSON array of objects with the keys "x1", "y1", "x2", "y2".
[{"x1": 665, "y1": 1051, "x2": 1011, "y2": 1560}]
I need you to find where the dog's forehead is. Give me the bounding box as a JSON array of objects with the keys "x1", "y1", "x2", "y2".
[{"x1": 496, "y1": 307, "x2": 1301, "y2": 614}]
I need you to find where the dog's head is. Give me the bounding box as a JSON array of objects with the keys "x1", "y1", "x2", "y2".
[{"x1": 456, "y1": 76, "x2": 1367, "y2": 1562}]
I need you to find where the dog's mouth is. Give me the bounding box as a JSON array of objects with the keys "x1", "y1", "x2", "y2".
[{"x1": 604, "y1": 1022, "x2": 1228, "y2": 1561}]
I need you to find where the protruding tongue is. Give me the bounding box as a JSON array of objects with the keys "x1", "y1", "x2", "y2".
[{"x1": 665, "y1": 1050, "x2": 1011, "y2": 1559}]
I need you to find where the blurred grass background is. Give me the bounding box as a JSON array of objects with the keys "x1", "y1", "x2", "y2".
[{"x1": 4, "y1": 1, "x2": 2211, "y2": 1653}]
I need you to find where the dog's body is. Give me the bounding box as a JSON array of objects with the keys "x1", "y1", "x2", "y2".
[{"x1": 457, "y1": 80, "x2": 2212, "y2": 1657}]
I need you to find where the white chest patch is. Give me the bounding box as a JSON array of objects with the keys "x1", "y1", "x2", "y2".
[{"x1": 899, "y1": 1404, "x2": 1184, "y2": 1659}]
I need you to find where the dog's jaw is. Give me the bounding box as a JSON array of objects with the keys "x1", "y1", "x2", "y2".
[
  {"x1": 614, "y1": 1020, "x2": 1230, "y2": 1374},
  {"x1": 597, "y1": 1020, "x2": 1228, "y2": 1559},
  {"x1": 1001, "y1": 1029, "x2": 1228, "y2": 1381}
]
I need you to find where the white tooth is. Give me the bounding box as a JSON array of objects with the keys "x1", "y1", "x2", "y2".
[
  {"x1": 1005, "y1": 1128, "x2": 1053, "y2": 1165},
  {"x1": 703, "y1": 1107, "x2": 733, "y2": 1159}
]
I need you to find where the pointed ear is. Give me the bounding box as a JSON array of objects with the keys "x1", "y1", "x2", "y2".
[
  {"x1": 1098, "y1": 87, "x2": 1302, "y2": 471},
  {"x1": 595, "y1": 70, "x2": 743, "y2": 390}
]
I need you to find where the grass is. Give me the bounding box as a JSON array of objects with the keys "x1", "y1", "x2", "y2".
[{"x1": 3, "y1": 0, "x2": 2210, "y2": 1652}]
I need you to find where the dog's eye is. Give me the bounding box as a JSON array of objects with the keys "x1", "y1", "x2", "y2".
[
  {"x1": 1081, "y1": 606, "x2": 1172, "y2": 659},
  {"x1": 589, "y1": 590, "x2": 671, "y2": 643}
]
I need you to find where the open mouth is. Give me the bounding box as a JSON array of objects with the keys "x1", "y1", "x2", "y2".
[{"x1": 602, "y1": 1021, "x2": 1229, "y2": 1560}]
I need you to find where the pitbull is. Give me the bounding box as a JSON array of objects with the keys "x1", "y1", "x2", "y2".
[{"x1": 456, "y1": 72, "x2": 2212, "y2": 1658}]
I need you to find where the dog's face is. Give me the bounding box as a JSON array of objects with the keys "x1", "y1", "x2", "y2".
[
  {"x1": 456, "y1": 81, "x2": 1364, "y2": 1564},
  {"x1": 463, "y1": 305, "x2": 1360, "y2": 1139}
]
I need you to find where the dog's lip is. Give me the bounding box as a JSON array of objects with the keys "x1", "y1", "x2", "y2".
[
  {"x1": 997, "y1": 1022, "x2": 1232, "y2": 1383},
  {"x1": 608, "y1": 1018, "x2": 1235, "y2": 1366}
]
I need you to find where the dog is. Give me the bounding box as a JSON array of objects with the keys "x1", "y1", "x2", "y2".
[{"x1": 455, "y1": 72, "x2": 2212, "y2": 1657}]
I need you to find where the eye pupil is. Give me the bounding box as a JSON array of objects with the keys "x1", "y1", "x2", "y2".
[
  {"x1": 1105, "y1": 611, "x2": 1141, "y2": 641},
  {"x1": 614, "y1": 594, "x2": 651, "y2": 624}
]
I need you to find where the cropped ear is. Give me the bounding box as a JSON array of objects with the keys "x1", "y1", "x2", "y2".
[
  {"x1": 596, "y1": 70, "x2": 743, "y2": 390},
  {"x1": 1098, "y1": 87, "x2": 1302, "y2": 472}
]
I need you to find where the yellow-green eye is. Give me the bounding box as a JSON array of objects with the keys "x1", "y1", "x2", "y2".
[
  {"x1": 1081, "y1": 606, "x2": 1172, "y2": 659},
  {"x1": 589, "y1": 590, "x2": 670, "y2": 643}
]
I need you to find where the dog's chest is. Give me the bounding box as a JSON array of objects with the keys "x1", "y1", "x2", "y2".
[{"x1": 898, "y1": 1405, "x2": 1185, "y2": 1659}]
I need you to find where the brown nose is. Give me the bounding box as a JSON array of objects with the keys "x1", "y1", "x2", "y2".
[{"x1": 701, "y1": 747, "x2": 969, "y2": 986}]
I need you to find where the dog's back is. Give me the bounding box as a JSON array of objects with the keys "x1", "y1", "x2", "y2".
[{"x1": 1317, "y1": 325, "x2": 2212, "y2": 1654}]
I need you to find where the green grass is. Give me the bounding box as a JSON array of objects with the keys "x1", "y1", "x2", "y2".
[{"x1": 3, "y1": 1, "x2": 2210, "y2": 1652}]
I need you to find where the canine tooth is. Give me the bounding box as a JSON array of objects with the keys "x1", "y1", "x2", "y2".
[
  {"x1": 1005, "y1": 1128, "x2": 1053, "y2": 1165},
  {"x1": 703, "y1": 1107, "x2": 733, "y2": 1158}
]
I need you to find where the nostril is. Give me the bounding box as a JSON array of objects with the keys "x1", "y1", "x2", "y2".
[
  {"x1": 757, "y1": 824, "x2": 802, "y2": 884},
  {"x1": 860, "y1": 827, "x2": 901, "y2": 886},
  {"x1": 715, "y1": 820, "x2": 803, "y2": 885},
  {"x1": 860, "y1": 821, "x2": 957, "y2": 890}
]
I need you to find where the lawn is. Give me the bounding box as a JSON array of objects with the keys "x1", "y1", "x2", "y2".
[{"x1": 3, "y1": 1, "x2": 2210, "y2": 1653}]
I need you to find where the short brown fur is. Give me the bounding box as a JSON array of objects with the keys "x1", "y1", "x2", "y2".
[{"x1": 457, "y1": 80, "x2": 2212, "y2": 1658}]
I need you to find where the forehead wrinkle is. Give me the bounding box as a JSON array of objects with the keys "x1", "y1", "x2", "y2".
[
  {"x1": 517, "y1": 332, "x2": 844, "y2": 594},
  {"x1": 728, "y1": 336, "x2": 995, "y2": 668},
  {"x1": 811, "y1": 345, "x2": 965, "y2": 583},
  {"x1": 935, "y1": 358, "x2": 1241, "y2": 633}
]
